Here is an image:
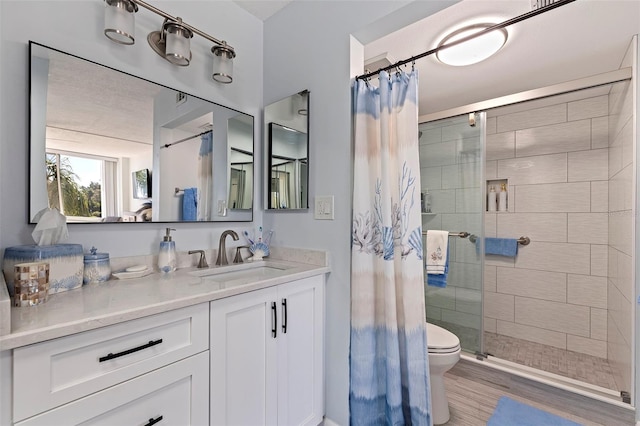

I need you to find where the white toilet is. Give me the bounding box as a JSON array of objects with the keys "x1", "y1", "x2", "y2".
[{"x1": 427, "y1": 322, "x2": 461, "y2": 425}]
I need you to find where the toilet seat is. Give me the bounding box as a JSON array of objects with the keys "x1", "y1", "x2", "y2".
[{"x1": 426, "y1": 323, "x2": 461, "y2": 354}]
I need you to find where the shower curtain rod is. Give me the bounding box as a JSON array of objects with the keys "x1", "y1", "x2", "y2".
[
  {"x1": 357, "y1": 0, "x2": 576, "y2": 81},
  {"x1": 161, "y1": 129, "x2": 212, "y2": 149}
]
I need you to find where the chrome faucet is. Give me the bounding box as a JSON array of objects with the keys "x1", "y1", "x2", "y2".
[
  {"x1": 188, "y1": 250, "x2": 209, "y2": 268},
  {"x1": 216, "y1": 230, "x2": 239, "y2": 266}
]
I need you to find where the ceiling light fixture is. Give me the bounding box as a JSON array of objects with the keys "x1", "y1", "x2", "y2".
[
  {"x1": 436, "y1": 23, "x2": 508, "y2": 67},
  {"x1": 103, "y1": 0, "x2": 236, "y2": 82}
]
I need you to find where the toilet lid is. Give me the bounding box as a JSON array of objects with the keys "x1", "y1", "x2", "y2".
[{"x1": 426, "y1": 323, "x2": 460, "y2": 351}]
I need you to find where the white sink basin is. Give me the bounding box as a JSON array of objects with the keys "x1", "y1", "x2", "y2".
[{"x1": 189, "y1": 262, "x2": 293, "y2": 284}]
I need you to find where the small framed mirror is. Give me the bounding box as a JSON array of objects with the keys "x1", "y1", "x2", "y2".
[{"x1": 265, "y1": 91, "x2": 309, "y2": 210}]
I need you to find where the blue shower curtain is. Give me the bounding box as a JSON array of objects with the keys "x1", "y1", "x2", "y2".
[{"x1": 350, "y1": 70, "x2": 431, "y2": 425}]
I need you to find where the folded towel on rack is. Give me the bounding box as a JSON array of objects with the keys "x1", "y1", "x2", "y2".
[
  {"x1": 425, "y1": 230, "x2": 449, "y2": 275},
  {"x1": 182, "y1": 187, "x2": 197, "y2": 221},
  {"x1": 427, "y1": 247, "x2": 449, "y2": 288},
  {"x1": 482, "y1": 237, "x2": 518, "y2": 257}
]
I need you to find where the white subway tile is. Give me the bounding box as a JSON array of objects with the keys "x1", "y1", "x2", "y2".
[
  {"x1": 607, "y1": 321, "x2": 631, "y2": 392},
  {"x1": 568, "y1": 95, "x2": 608, "y2": 121},
  {"x1": 426, "y1": 286, "x2": 456, "y2": 310},
  {"x1": 568, "y1": 213, "x2": 608, "y2": 244},
  {"x1": 567, "y1": 274, "x2": 607, "y2": 308},
  {"x1": 455, "y1": 288, "x2": 481, "y2": 315},
  {"x1": 486, "y1": 116, "x2": 497, "y2": 135},
  {"x1": 516, "y1": 242, "x2": 590, "y2": 274},
  {"x1": 421, "y1": 166, "x2": 442, "y2": 191},
  {"x1": 609, "y1": 208, "x2": 632, "y2": 256},
  {"x1": 448, "y1": 262, "x2": 482, "y2": 290},
  {"x1": 515, "y1": 120, "x2": 591, "y2": 157},
  {"x1": 514, "y1": 182, "x2": 590, "y2": 213},
  {"x1": 497, "y1": 267, "x2": 566, "y2": 302},
  {"x1": 442, "y1": 122, "x2": 480, "y2": 142},
  {"x1": 608, "y1": 130, "x2": 623, "y2": 178},
  {"x1": 456, "y1": 188, "x2": 482, "y2": 213},
  {"x1": 497, "y1": 213, "x2": 567, "y2": 243},
  {"x1": 498, "y1": 153, "x2": 567, "y2": 185},
  {"x1": 615, "y1": 251, "x2": 633, "y2": 303},
  {"x1": 485, "y1": 214, "x2": 497, "y2": 238},
  {"x1": 429, "y1": 189, "x2": 456, "y2": 214},
  {"x1": 419, "y1": 126, "x2": 442, "y2": 145},
  {"x1": 420, "y1": 141, "x2": 457, "y2": 167},
  {"x1": 591, "y1": 116, "x2": 609, "y2": 149},
  {"x1": 567, "y1": 335, "x2": 607, "y2": 358},
  {"x1": 485, "y1": 254, "x2": 516, "y2": 268},
  {"x1": 590, "y1": 181, "x2": 608, "y2": 212},
  {"x1": 515, "y1": 297, "x2": 590, "y2": 337},
  {"x1": 497, "y1": 103, "x2": 566, "y2": 133},
  {"x1": 441, "y1": 309, "x2": 481, "y2": 329},
  {"x1": 484, "y1": 317, "x2": 497, "y2": 333},
  {"x1": 568, "y1": 149, "x2": 608, "y2": 182},
  {"x1": 484, "y1": 292, "x2": 514, "y2": 321},
  {"x1": 442, "y1": 162, "x2": 483, "y2": 190},
  {"x1": 426, "y1": 306, "x2": 442, "y2": 321},
  {"x1": 590, "y1": 244, "x2": 608, "y2": 277},
  {"x1": 486, "y1": 161, "x2": 497, "y2": 180},
  {"x1": 496, "y1": 320, "x2": 567, "y2": 349},
  {"x1": 487, "y1": 132, "x2": 515, "y2": 161},
  {"x1": 590, "y1": 308, "x2": 607, "y2": 341},
  {"x1": 484, "y1": 265, "x2": 497, "y2": 293}
]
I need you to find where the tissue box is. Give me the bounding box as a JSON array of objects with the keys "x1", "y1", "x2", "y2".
[{"x1": 3, "y1": 244, "x2": 83, "y2": 296}]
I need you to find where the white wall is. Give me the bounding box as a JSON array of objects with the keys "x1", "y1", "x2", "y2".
[
  {"x1": 0, "y1": 1, "x2": 263, "y2": 256},
  {"x1": 262, "y1": 2, "x2": 459, "y2": 423}
]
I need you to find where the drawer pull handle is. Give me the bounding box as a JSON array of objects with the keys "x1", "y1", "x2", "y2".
[
  {"x1": 144, "y1": 415, "x2": 163, "y2": 426},
  {"x1": 98, "y1": 339, "x2": 163, "y2": 362}
]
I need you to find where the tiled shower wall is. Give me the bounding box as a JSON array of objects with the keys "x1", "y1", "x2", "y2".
[
  {"x1": 606, "y1": 39, "x2": 635, "y2": 393},
  {"x1": 483, "y1": 94, "x2": 610, "y2": 359}
]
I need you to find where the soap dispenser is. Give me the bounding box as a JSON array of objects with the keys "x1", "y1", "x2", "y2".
[
  {"x1": 158, "y1": 228, "x2": 177, "y2": 273},
  {"x1": 498, "y1": 183, "x2": 508, "y2": 212}
]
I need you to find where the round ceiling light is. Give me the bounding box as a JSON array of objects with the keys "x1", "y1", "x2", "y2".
[{"x1": 436, "y1": 23, "x2": 508, "y2": 66}]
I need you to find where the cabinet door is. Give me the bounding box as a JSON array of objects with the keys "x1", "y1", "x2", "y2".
[
  {"x1": 277, "y1": 276, "x2": 324, "y2": 426},
  {"x1": 210, "y1": 287, "x2": 278, "y2": 426},
  {"x1": 16, "y1": 351, "x2": 209, "y2": 426}
]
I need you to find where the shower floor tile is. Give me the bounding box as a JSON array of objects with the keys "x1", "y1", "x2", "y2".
[{"x1": 484, "y1": 332, "x2": 619, "y2": 392}]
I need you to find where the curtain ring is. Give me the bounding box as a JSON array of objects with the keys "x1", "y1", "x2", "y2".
[{"x1": 412, "y1": 60, "x2": 415, "y2": 71}]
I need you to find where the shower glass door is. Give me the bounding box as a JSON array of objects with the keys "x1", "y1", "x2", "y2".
[{"x1": 419, "y1": 112, "x2": 485, "y2": 355}]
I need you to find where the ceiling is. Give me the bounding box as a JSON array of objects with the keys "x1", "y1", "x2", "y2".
[
  {"x1": 364, "y1": 0, "x2": 640, "y2": 118},
  {"x1": 233, "y1": 0, "x2": 293, "y2": 21}
]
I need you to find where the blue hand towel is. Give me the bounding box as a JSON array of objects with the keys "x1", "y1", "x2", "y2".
[
  {"x1": 483, "y1": 237, "x2": 518, "y2": 257},
  {"x1": 182, "y1": 187, "x2": 197, "y2": 221},
  {"x1": 427, "y1": 247, "x2": 449, "y2": 288}
]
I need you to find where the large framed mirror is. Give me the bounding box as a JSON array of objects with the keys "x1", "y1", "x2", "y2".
[
  {"x1": 29, "y1": 42, "x2": 254, "y2": 224},
  {"x1": 264, "y1": 91, "x2": 309, "y2": 210}
]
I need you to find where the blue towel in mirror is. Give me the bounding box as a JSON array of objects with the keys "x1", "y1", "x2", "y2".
[
  {"x1": 483, "y1": 237, "x2": 518, "y2": 257},
  {"x1": 182, "y1": 188, "x2": 197, "y2": 221}
]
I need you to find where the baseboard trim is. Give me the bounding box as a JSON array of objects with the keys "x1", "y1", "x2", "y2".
[{"x1": 322, "y1": 417, "x2": 340, "y2": 426}]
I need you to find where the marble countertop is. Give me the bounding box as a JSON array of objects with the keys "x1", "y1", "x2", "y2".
[{"x1": 0, "y1": 247, "x2": 329, "y2": 351}]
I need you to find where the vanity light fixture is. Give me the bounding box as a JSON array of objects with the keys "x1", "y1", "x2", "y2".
[
  {"x1": 436, "y1": 23, "x2": 508, "y2": 66},
  {"x1": 103, "y1": 0, "x2": 236, "y2": 82}
]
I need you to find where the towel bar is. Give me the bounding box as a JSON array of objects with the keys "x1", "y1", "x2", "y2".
[
  {"x1": 422, "y1": 231, "x2": 470, "y2": 239},
  {"x1": 468, "y1": 235, "x2": 530, "y2": 245},
  {"x1": 174, "y1": 187, "x2": 184, "y2": 195}
]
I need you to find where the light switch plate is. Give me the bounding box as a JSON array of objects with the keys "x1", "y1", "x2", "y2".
[{"x1": 314, "y1": 195, "x2": 334, "y2": 220}]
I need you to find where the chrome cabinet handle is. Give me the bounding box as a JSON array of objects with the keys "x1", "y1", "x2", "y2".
[{"x1": 98, "y1": 339, "x2": 163, "y2": 362}]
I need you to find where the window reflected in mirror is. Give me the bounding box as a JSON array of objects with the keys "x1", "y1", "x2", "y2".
[{"x1": 30, "y1": 42, "x2": 254, "y2": 224}]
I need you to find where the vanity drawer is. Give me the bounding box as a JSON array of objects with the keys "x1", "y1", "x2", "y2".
[
  {"x1": 13, "y1": 303, "x2": 209, "y2": 422},
  {"x1": 15, "y1": 351, "x2": 209, "y2": 426}
]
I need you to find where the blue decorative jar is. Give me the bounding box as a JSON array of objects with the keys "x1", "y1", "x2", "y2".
[
  {"x1": 2, "y1": 244, "x2": 83, "y2": 296},
  {"x1": 83, "y1": 247, "x2": 111, "y2": 284}
]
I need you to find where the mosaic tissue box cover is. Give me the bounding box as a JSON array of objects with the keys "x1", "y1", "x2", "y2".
[{"x1": 3, "y1": 244, "x2": 84, "y2": 296}]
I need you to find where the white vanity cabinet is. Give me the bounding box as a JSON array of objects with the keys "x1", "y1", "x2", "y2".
[
  {"x1": 210, "y1": 275, "x2": 324, "y2": 426},
  {"x1": 11, "y1": 303, "x2": 209, "y2": 425}
]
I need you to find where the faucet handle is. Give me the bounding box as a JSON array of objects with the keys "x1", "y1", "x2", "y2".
[
  {"x1": 188, "y1": 250, "x2": 209, "y2": 268},
  {"x1": 233, "y1": 246, "x2": 249, "y2": 264}
]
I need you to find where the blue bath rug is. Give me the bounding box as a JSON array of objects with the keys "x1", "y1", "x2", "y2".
[{"x1": 487, "y1": 396, "x2": 583, "y2": 426}]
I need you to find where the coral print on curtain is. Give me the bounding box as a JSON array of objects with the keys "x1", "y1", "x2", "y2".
[{"x1": 350, "y1": 70, "x2": 431, "y2": 426}]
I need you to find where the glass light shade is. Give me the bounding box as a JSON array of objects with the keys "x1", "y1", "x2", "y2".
[
  {"x1": 436, "y1": 24, "x2": 508, "y2": 66},
  {"x1": 212, "y1": 44, "x2": 235, "y2": 84},
  {"x1": 104, "y1": 0, "x2": 137, "y2": 45},
  {"x1": 165, "y1": 21, "x2": 192, "y2": 66}
]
